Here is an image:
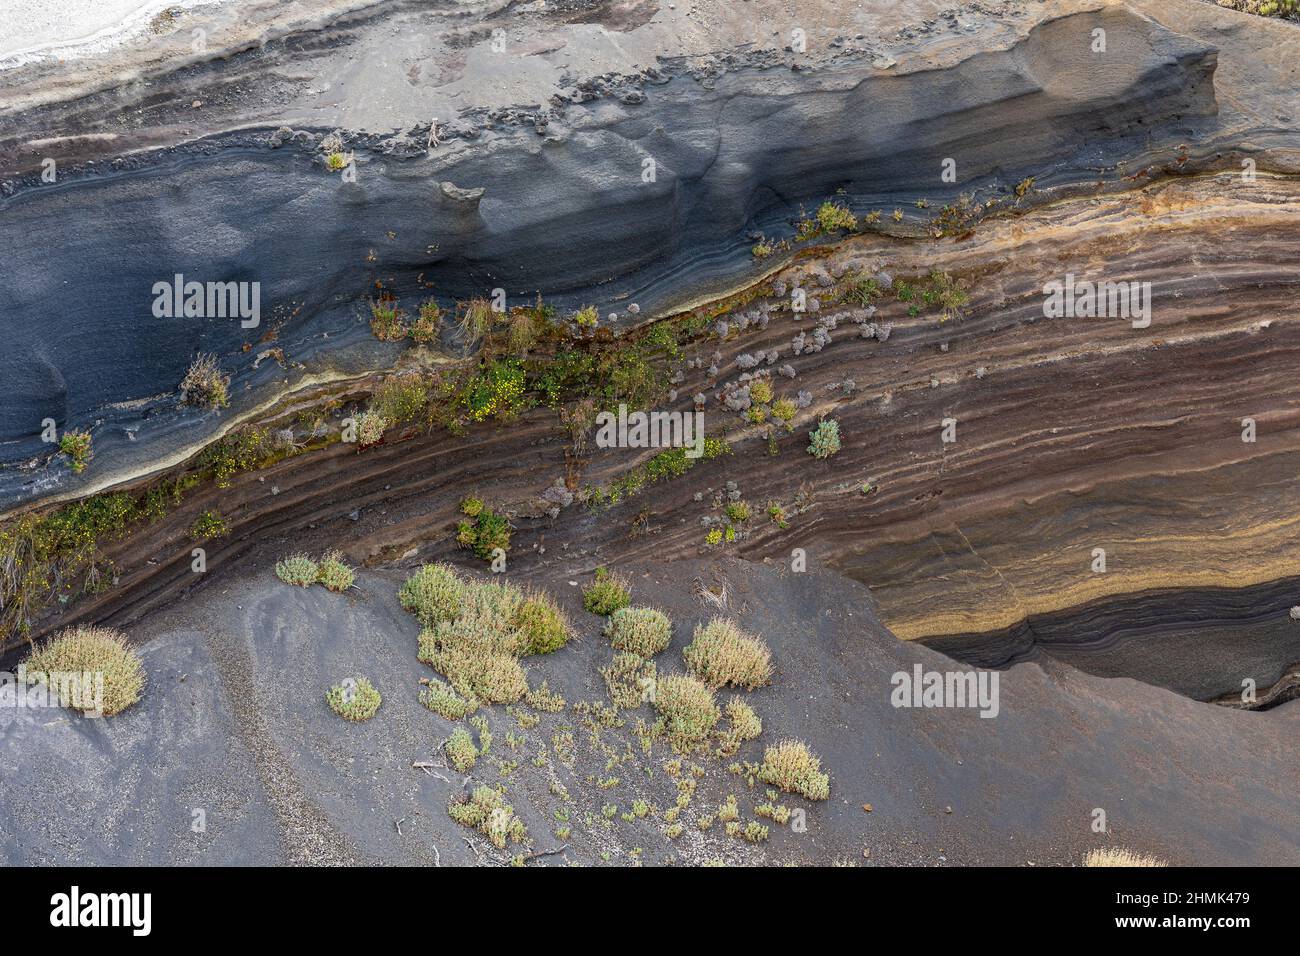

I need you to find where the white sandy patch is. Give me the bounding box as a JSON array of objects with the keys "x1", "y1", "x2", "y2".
[{"x1": 0, "y1": 0, "x2": 219, "y2": 65}]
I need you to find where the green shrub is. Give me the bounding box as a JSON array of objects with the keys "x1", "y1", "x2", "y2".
[
  {"x1": 275, "y1": 554, "x2": 319, "y2": 587},
  {"x1": 399, "y1": 563, "x2": 465, "y2": 625},
  {"x1": 370, "y1": 299, "x2": 407, "y2": 341},
  {"x1": 189, "y1": 510, "x2": 228, "y2": 541},
  {"x1": 724, "y1": 501, "x2": 751, "y2": 524},
  {"x1": 807, "y1": 418, "x2": 841, "y2": 459},
  {"x1": 316, "y1": 550, "x2": 355, "y2": 592},
  {"x1": 410, "y1": 300, "x2": 442, "y2": 344},
  {"x1": 840, "y1": 271, "x2": 885, "y2": 307},
  {"x1": 584, "y1": 438, "x2": 731, "y2": 508},
  {"x1": 605, "y1": 606, "x2": 672, "y2": 657},
  {"x1": 922, "y1": 270, "x2": 968, "y2": 322},
  {"x1": 420, "y1": 677, "x2": 478, "y2": 719},
  {"x1": 717, "y1": 695, "x2": 763, "y2": 755},
  {"x1": 448, "y1": 785, "x2": 527, "y2": 849},
  {"x1": 717, "y1": 794, "x2": 740, "y2": 823},
  {"x1": 758, "y1": 739, "x2": 830, "y2": 800},
  {"x1": 755, "y1": 801, "x2": 791, "y2": 824},
  {"x1": 417, "y1": 604, "x2": 529, "y2": 705},
  {"x1": 524, "y1": 680, "x2": 566, "y2": 712},
  {"x1": 654, "y1": 674, "x2": 720, "y2": 753},
  {"x1": 446, "y1": 727, "x2": 479, "y2": 771},
  {"x1": 23, "y1": 624, "x2": 145, "y2": 716},
  {"x1": 446, "y1": 646, "x2": 528, "y2": 704},
  {"x1": 724, "y1": 696, "x2": 762, "y2": 737},
  {"x1": 929, "y1": 193, "x2": 982, "y2": 238},
  {"x1": 460, "y1": 359, "x2": 527, "y2": 423},
  {"x1": 199, "y1": 427, "x2": 270, "y2": 488},
  {"x1": 325, "y1": 676, "x2": 382, "y2": 721},
  {"x1": 683, "y1": 617, "x2": 772, "y2": 690},
  {"x1": 514, "y1": 591, "x2": 571, "y2": 655},
  {"x1": 816, "y1": 200, "x2": 857, "y2": 232},
  {"x1": 401, "y1": 567, "x2": 573, "y2": 706},
  {"x1": 354, "y1": 410, "x2": 387, "y2": 447},
  {"x1": 369, "y1": 374, "x2": 427, "y2": 424},
  {"x1": 456, "y1": 506, "x2": 512, "y2": 561},
  {"x1": 583, "y1": 567, "x2": 631, "y2": 615},
  {"x1": 798, "y1": 200, "x2": 857, "y2": 239},
  {"x1": 59, "y1": 430, "x2": 93, "y2": 473}
]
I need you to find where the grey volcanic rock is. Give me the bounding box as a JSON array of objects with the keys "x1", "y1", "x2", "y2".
[{"x1": 0, "y1": 4, "x2": 1242, "y2": 509}]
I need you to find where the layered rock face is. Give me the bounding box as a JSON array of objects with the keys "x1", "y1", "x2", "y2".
[
  {"x1": 1, "y1": 0, "x2": 1297, "y2": 663},
  {"x1": 1, "y1": 0, "x2": 1299, "y2": 866},
  {"x1": 0, "y1": 3, "x2": 1236, "y2": 503},
  {"x1": 17, "y1": 171, "x2": 1300, "y2": 700}
]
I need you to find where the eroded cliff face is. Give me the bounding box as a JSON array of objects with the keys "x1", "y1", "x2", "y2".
[
  {"x1": 2, "y1": 0, "x2": 1300, "y2": 869},
  {"x1": 8, "y1": 171, "x2": 1297, "y2": 701},
  {"x1": 1, "y1": 1, "x2": 1299, "y2": 694},
  {"x1": 0, "y1": 2, "x2": 1251, "y2": 504}
]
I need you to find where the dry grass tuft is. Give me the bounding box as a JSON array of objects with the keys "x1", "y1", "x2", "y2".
[
  {"x1": 180, "y1": 352, "x2": 229, "y2": 409},
  {"x1": 457, "y1": 298, "x2": 496, "y2": 349},
  {"x1": 23, "y1": 625, "x2": 145, "y2": 717},
  {"x1": 1083, "y1": 848, "x2": 1167, "y2": 868}
]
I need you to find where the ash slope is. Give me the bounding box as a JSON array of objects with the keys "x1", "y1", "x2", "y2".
[
  {"x1": 4, "y1": 0, "x2": 1286, "y2": 510},
  {"x1": 2, "y1": 556, "x2": 1296, "y2": 866}
]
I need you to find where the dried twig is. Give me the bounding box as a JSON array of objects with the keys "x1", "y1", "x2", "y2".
[{"x1": 521, "y1": 844, "x2": 569, "y2": 862}]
